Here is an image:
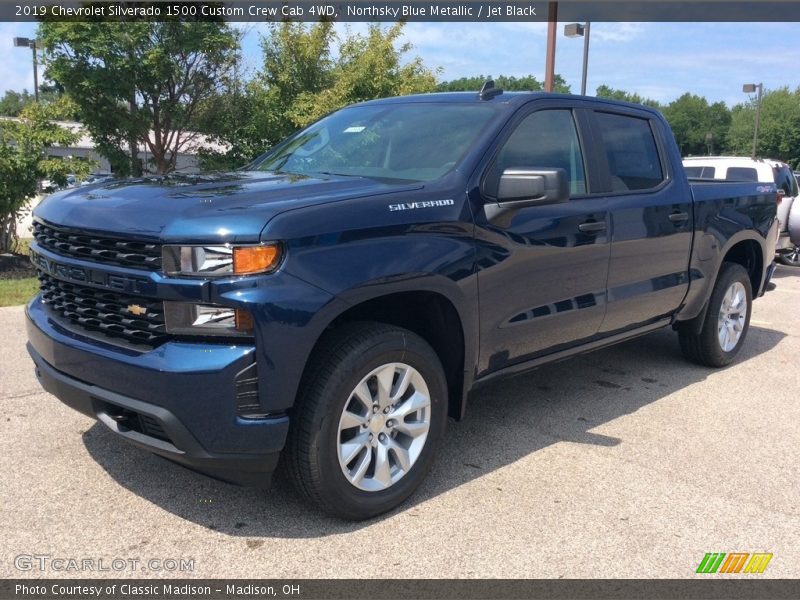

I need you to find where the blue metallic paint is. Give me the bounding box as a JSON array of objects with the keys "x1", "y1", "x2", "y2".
[{"x1": 26, "y1": 92, "x2": 777, "y2": 485}]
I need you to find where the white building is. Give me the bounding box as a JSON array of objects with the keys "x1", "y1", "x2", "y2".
[{"x1": 0, "y1": 117, "x2": 227, "y2": 174}]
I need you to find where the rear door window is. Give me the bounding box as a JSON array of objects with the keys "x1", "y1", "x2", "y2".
[{"x1": 595, "y1": 112, "x2": 664, "y2": 192}]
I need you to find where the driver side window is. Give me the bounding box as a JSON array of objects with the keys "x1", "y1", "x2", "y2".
[{"x1": 486, "y1": 109, "x2": 587, "y2": 197}]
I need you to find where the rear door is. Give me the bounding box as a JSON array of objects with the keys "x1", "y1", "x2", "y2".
[{"x1": 590, "y1": 109, "x2": 694, "y2": 334}]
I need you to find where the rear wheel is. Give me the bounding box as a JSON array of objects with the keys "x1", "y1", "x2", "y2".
[
  {"x1": 285, "y1": 322, "x2": 447, "y2": 520},
  {"x1": 679, "y1": 262, "x2": 752, "y2": 367},
  {"x1": 778, "y1": 244, "x2": 800, "y2": 267}
]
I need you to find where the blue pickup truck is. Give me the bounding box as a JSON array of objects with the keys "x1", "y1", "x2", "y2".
[{"x1": 26, "y1": 86, "x2": 778, "y2": 519}]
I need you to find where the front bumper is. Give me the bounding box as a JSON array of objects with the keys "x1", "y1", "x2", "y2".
[{"x1": 26, "y1": 300, "x2": 289, "y2": 486}]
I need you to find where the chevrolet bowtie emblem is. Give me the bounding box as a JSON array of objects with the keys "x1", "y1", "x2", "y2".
[{"x1": 127, "y1": 304, "x2": 147, "y2": 316}]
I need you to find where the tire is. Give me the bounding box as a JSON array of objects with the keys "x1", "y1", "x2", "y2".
[
  {"x1": 777, "y1": 244, "x2": 800, "y2": 267},
  {"x1": 679, "y1": 262, "x2": 753, "y2": 367},
  {"x1": 285, "y1": 322, "x2": 448, "y2": 520}
]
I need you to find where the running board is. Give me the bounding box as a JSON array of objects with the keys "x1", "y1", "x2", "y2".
[{"x1": 472, "y1": 318, "x2": 672, "y2": 389}]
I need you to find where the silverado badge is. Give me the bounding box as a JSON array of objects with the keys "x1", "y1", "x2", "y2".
[{"x1": 127, "y1": 304, "x2": 147, "y2": 316}]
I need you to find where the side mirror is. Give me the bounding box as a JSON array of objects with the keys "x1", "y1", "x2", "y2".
[
  {"x1": 496, "y1": 167, "x2": 570, "y2": 205},
  {"x1": 486, "y1": 168, "x2": 570, "y2": 226}
]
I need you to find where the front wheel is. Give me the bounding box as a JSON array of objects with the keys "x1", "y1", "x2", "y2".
[
  {"x1": 679, "y1": 262, "x2": 752, "y2": 367},
  {"x1": 285, "y1": 322, "x2": 447, "y2": 520}
]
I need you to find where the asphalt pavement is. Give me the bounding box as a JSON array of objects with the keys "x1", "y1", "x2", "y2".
[{"x1": 2, "y1": 266, "x2": 798, "y2": 579}]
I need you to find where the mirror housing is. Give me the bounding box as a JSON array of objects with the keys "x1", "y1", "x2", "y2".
[
  {"x1": 497, "y1": 168, "x2": 570, "y2": 204},
  {"x1": 486, "y1": 168, "x2": 570, "y2": 226}
]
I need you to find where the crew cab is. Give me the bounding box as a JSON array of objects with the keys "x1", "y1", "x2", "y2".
[{"x1": 26, "y1": 87, "x2": 778, "y2": 519}]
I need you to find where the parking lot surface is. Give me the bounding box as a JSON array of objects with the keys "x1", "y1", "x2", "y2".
[{"x1": 2, "y1": 266, "x2": 798, "y2": 579}]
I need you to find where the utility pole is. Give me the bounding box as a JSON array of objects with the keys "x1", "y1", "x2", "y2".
[{"x1": 544, "y1": 2, "x2": 558, "y2": 92}]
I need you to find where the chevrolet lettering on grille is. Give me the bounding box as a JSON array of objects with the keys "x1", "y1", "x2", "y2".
[{"x1": 30, "y1": 250, "x2": 149, "y2": 294}]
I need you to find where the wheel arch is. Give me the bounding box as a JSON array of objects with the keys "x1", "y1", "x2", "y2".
[
  {"x1": 299, "y1": 287, "x2": 474, "y2": 421},
  {"x1": 676, "y1": 234, "x2": 764, "y2": 336}
]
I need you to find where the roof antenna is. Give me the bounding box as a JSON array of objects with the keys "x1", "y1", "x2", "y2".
[{"x1": 479, "y1": 79, "x2": 503, "y2": 100}]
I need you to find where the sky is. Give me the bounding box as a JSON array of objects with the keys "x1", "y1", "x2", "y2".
[{"x1": 1, "y1": 20, "x2": 799, "y2": 107}]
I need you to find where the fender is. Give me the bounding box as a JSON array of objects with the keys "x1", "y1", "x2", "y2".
[{"x1": 675, "y1": 229, "x2": 769, "y2": 332}]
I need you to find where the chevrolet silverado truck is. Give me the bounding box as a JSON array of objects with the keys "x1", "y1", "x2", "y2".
[{"x1": 26, "y1": 85, "x2": 778, "y2": 520}]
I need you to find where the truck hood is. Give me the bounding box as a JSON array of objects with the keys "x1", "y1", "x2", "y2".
[{"x1": 33, "y1": 171, "x2": 422, "y2": 243}]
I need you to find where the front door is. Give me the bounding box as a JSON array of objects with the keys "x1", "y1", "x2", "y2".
[{"x1": 474, "y1": 106, "x2": 611, "y2": 377}]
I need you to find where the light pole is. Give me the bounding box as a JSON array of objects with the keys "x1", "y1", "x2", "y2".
[
  {"x1": 13, "y1": 37, "x2": 39, "y2": 102},
  {"x1": 742, "y1": 83, "x2": 763, "y2": 159},
  {"x1": 564, "y1": 22, "x2": 591, "y2": 96}
]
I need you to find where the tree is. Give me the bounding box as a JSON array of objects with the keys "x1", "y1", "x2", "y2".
[
  {"x1": 0, "y1": 90, "x2": 36, "y2": 117},
  {"x1": 437, "y1": 74, "x2": 570, "y2": 93},
  {"x1": 38, "y1": 18, "x2": 240, "y2": 175},
  {"x1": 198, "y1": 22, "x2": 335, "y2": 169},
  {"x1": 0, "y1": 87, "x2": 68, "y2": 117},
  {"x1": 595, "y1": 85, "x2": 661, "y2": 108},
  {"x1": 728, "y1": 87, "x2": 800, "y2": 167},
  {"x1": 0, "y1": 99, "x2": 91, "y2": 252},
  {"x1": 291, "y1": 23, "x2": 439, "y2": 126},
  {"x1": 200, "y1": 22, "x2": 438, "y2": 170},
  {"x1": 662, "y1": 93, "x2": 731, "y2": 156}
]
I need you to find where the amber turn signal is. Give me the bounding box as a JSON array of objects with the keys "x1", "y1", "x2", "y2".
[
  {"x1": 235, "y1": 309, "x2": 254, "y2": 332},
  {"x1": 233, "y1": 245, "x2": 280, "y2": 275}
]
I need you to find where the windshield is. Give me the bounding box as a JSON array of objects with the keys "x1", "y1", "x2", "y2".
[{"x1": 250, "y1": 103, "x2": 497, "y2": 182}]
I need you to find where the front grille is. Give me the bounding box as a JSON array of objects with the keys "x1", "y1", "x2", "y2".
[
  {"x1": 39, "y1": 273, "x2": 169, "y2": 348},
  {"x1": 33, "y1": 221, "x2": 162, "y2": 271}
]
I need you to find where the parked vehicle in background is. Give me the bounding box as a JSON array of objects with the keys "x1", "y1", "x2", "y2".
[
  {"x1": 27, "y1": 90, "x2": 778, "y2": 519},
  {"x1": 80, "y1": 172, "x2": 114, "y2": 187},
  {"x1": 683, "y1": 157, "x2": 799, "y2": 266}
]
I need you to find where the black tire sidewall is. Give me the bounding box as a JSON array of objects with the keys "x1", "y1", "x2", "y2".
[
  {"x1": 700, "y1": 263, "x2": 753, "y2": 366},
  {"x1": 309, "y1": 329, "x2": 447, "y2": 519}
]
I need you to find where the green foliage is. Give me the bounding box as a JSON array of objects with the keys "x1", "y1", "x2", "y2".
[
  {"x1": 0, "y1": 90, "x2": 36, "y2": 117},
  {"x1": 0, "y1": 87, "x2": 73, "y2": 118},
  {"x1": 437, "y1": 74, "x2": 570, "y2": 93},
  {"x1": 0, "y1": 100, "x2": 92, "y2": 252},
  {"x1": 662, "y1": 93, "x2": 731, "y2": 156},
  {"x1": 292, "y1": 23, "x2": 439, "y2": 126},
  {"x1": 595, "y1": 85, "x2": 661, "y2": 108},
  {"x1": 728, "y1": 87, "x2": 800, "y2": 168},
  {"x1": 38, "y1": 18, "x2": 240, "y2": 175},
  {"x1": 200, "y1": 23, "x2": 439, "y2": 170}
]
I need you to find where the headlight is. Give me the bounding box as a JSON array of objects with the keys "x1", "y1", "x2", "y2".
[
  {"x1": 164, "y1": 302, "x2": 254, "y2": 337},
  {"x1": 162, "y1": 244, "x2": 281, "y2": 277}
]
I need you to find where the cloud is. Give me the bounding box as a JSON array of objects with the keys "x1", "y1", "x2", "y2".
[{"x1": 590, "y1": 22, "x2": 646, "y2": 43}]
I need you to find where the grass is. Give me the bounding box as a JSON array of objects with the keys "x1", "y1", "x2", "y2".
[
  {"x1": 0, "y1": 238, "x2": 37, "y2": 307},
  {"x1": 0, "y1": 278, "x2": 39, "y2": 307}
]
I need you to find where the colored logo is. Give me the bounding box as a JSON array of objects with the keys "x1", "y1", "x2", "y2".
[
  {"x1": 696, "y1": 552, "x2": 773, "y2": 574},
  {"x1": 127, "y1": 304, "x2": 147, "y2": 316}
]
